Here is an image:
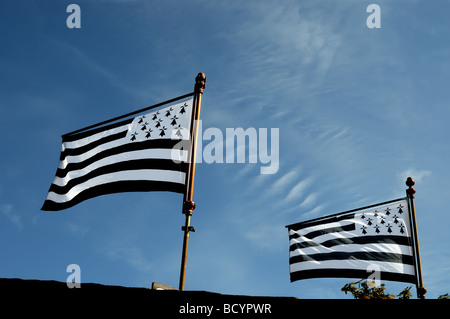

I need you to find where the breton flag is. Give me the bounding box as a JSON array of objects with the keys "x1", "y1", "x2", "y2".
[
  {"x1": 286, "y1": 198, "x2": 418, "y2": 284},
  {"x1": 42, "y1": 96, "x2": 194, "y2": 211}
]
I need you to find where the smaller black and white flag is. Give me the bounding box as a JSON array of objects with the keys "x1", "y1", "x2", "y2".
[
  {"x1": 286, "y1": 199, "x2": 417, "y2": 284},
  {"x1": 42, "y1": 97, "x2": 194, "y2": 211}
]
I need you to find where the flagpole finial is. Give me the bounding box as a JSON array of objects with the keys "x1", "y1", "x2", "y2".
[
  {"x1": 195, "y1": 72, "x2": 206, "y2": 94},
  {"x1": 406, "y1": 176, "x2": 415, "y2": 187},
  {"x1": 406, "y1": 177, "x2": 416, "y2": 198}
]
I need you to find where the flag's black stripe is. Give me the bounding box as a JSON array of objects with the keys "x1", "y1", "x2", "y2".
[
  {"x1": 41, "y1": 180, "x2": 184, "y2": 211},
  {"x1": 288, "y1": 213, "x2": 356, "y2": 232},
  {"x1": 289, "y1": 223, "x2": 356, "y2": 240},
  {"x1": 289, "y1": 235, "x2": 411, "y2": 251},
  {"x1": 63, "y1": 118, "x2": 133, "y2": 142},
  {"x1": 290, "y1": 268, "x2": 417, "y2": 284},
  {"x1": 289, "y1": 251, "x2": 414, "y2": 266},
  {"x1": 49, "y1": 159, "x2": 187, "y2": 195},
  {"x1": 61, "y1": 130, "x2": 128, "y2": 160},
  {"x1": 56, "y1": 139, "x2": 187, "y2": 178}
]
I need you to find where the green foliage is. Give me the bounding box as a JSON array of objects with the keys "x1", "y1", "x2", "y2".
[
  {"x1": 341, "y1": 279, "x2": 412, "y2": 299},
  {"x1": 397, "y1": 286, "x2": 413, "y2": 299}
]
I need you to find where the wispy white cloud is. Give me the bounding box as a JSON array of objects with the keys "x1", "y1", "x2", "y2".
[
  {"x1": 235, "y1": 2, "x2": 342, "y2": 80},
  {"x1": 270, "y1": 170, "x2": 299, "y2": 195},
  {"x1": 398, "y1": 168, "x2": 432, "y2": 184},
  {"x1": 202, "y1": 1, "x2": 344, "y2": 128},
  {"x1": 66, "y1": 222, "x2": 89, "y2": 237},
  {"x1": 243, "y1": 222, "x2": 286, "y2": 252},
  {"x1": 298, "y1": 192, "x2": 319, "y2": 208},
  {"x1": 302, "y1": 204, "x2": 327, "y2": 218},
  {"x1": 0, "y1": 204, "x2": 22, "y2": 230},
  {"x1": 47, "y1": 37, "x2": 149, "y2": 101},
  {"x1": 106, "y1": 243, "x2": 154, "y2": 273},
  {"x1": 284, "y1": 177, "x2": 314, "y2": 203}
]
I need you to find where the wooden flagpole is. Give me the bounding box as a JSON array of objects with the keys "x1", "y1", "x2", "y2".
[
  {"x1": 406, "y1": 177, "x2": 427, "y2": 299},
  {"x1": 179, "y1": 73, "x2": 206, "y2": 291}
]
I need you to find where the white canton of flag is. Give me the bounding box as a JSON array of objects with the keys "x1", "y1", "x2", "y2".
[
  {"x1": 42, "y1": 98, "x2": 193, "y2": 211},
  {"x1": 287, "y1": 199, "x2": 417, "y2": 284}
]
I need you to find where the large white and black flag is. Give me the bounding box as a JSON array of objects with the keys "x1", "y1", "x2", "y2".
[
  {"x1": 286, "y1": 198, "x2": 418, "y2": 284},
  {"x1": 42, "y1": 96, "x2": 194, "y2": 211}
]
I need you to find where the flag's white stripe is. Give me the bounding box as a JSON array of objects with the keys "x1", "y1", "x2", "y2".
[
  {"x1": 63, "y1": 125, "x2": 132, "y2": 150},
  {"x1": 60, "y1": 135, "x2": 129, "y2": 169},
  {"x1": 292, "y1": 229, "x2": 410, "y2": 245},
  {"x1": 60, "y1": 129, "x2": 189, "y2": 170},
  {"x1": 290, "y1": 259, "x2": 416, "y2": 275},
  {"x1": 289, "y1": 220, "x2": 354, "y2": 236},
  {"x1": 288, "y1": 222, "x2": 354, "y2": 239},
  {"x1": 46, "y1": 170, "x2": 185, "y2": 203},
  {"x1": 53, "y1": 149, "x2": 188, "y2": 187},
  {"x1": 292, "y1": 232, "x2": 362, "y2": 246},
  {"x1": 290, "y1": 229, "x2": 359, "y2": 244},
  {"x1": 289, "y1": 242, "x2": 413, "y2": 257}
]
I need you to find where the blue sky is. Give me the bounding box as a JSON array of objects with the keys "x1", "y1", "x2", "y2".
[{"x1": 1, "y1": 0, "x2": 449, "y2": 299}]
